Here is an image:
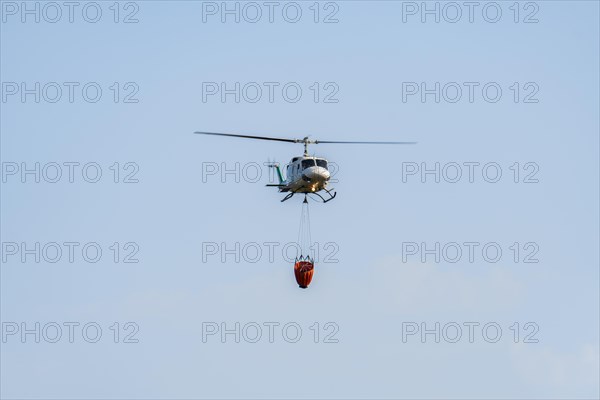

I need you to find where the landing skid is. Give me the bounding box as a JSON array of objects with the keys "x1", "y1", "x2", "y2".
[
  {"x1": 281, "y1": 192, "x2": 296, "y2": 202},
  {"x1": 309, "y1": 188, "x2": 337, "y2": 203},
  {"x1": 281, "y1": 189, "x2": 337, "y2": 203}
]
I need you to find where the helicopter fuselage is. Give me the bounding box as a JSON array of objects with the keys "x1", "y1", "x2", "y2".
[{"x1": 272, "y1": 156, "x2": 331, "y2": 194}]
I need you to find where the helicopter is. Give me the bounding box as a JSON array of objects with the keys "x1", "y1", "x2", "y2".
[{"x1": 194, "y1": 131, "x2": 416, "y2": 203}]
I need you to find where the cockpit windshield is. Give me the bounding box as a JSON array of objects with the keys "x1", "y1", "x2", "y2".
[
  {"x1": 316, "y1": 159, "x2": 328, "y2": 169},
  {"x1": 301, "y1": 159, "x2": 315, "y2": 169}
]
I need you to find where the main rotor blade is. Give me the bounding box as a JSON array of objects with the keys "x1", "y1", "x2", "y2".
[
  {"x1": 316, "y1": 140, "x2": 417, "y2": 145},
  {"x1": 194, "y1": 131, "x2": 297, "y2": 143}
]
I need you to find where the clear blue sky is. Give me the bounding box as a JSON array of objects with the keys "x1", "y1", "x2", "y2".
[{"x1": 1, "y1": 1, "x2": 599, "y2": 398}]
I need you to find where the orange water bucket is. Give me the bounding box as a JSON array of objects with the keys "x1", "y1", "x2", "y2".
[{"x1": 294, "y1": 260, "x2": 314, "y2": 289}]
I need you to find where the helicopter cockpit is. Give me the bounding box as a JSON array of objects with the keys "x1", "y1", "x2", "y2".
[
  {"x1": 301, "y1": 158, "x2": 328, "y2": 169},
  {"x1": 286, "y1": 157, "x2": 329, "y2": 182}
]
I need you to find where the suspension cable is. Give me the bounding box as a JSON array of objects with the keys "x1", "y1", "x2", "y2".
[{"x1": 296, "y1": 196, "x2": 311, "y2": 260}]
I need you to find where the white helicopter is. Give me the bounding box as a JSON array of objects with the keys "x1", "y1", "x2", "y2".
[{"x1": 194, "y1": 131, "x2": 416, "y2": 203}]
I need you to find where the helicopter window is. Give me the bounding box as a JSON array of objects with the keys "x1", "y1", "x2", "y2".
[
  {"x1": 316, "y1": 159, "x2": 328, "y2": 168},
  {"x1": 302, "y1": 159, "x2": 315, "y2": 169}
]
